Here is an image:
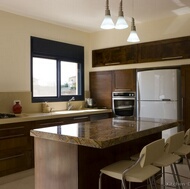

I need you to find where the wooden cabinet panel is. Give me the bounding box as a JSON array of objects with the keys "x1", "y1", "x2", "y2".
[
  {"x1": 90, "y1": 113, "x2": 112, "y2": 121},
  {"x1": 0, "y1": 122, "x2": 33, "y2": 176},
  {"x1": 113, "y1": 69, "x2": 136, "y2": 91},
  {"x1": 181, "y1": 65, "x2": 190, "y2": 131},
  {"x1": 92, "y1": 36, "x2": 190, "y2": 67},
  {"x1": 90, "y1": 71, "x2": 113, "y2": 108},
  {"x1": 92, "y1": 45, "x2": 138, "y2": 67},
  {"x1": 89, "y1": 69, "x2": 136, "y2": 108},
  {"x1": 138, "y1": 36, "x2": 190, "y2": 63}
]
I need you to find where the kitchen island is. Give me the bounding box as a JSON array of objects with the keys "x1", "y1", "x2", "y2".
[{"x1": 30, "y1": 117, "x2": 181, "y2": 189}]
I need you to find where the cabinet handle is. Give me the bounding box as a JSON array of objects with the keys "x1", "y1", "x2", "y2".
[
  {"x1": 0, "y1": 153, "x2": 24, "y2": 161},
  {"x1": 0, "y1": 126, "x2": 24, "y2": 131},
  {"x1": 162, "y1": 56, "x2": 183, "y2": 60},
  {"x1": 0, "y1": 134, "x2": 25, "y2": 139},
  {"x1": 73, "y1": 116, "x2": 89, "y2": 120},
  {"x1": 40, "y1": 122, "x2": 64, "y2": 126},
  {"x1": 105, "y1": 62, "x2": 120, "y2": 66}
]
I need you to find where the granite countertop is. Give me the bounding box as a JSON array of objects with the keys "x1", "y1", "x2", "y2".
[
  {"x1": 0, "y1": 109, "x2": 112, "y2": 124},
  {"x1": 30, "y1": 117, "x2": 181, "y2": 149}
]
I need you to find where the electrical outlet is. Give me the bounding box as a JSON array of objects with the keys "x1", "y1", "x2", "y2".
[{"x1": 13, "y1": 100, "x2": 21, "y2": 105}]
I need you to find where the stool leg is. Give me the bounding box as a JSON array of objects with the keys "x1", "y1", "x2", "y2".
[
  {"x1": 148, "y1": 178, "x2": 154, "y2": 189},
  {"x1": 170, "y1": 164, "x2": 182, "y2": 189},
  {"x1": 162, "y1": 167, "x2": 166, "y2": 189},
  {"x1": 128, "y1": 182, "x2": 131, "y2": 189},
  {"x1": 99, "y1": 172, "x2": 103, "y2": 189},
  {"x1": 173, "y1": 163, "x2": 183, "y2": 189},
  {"x1": 185, "y1": 155, "x2": 190, "y2": 171},
  {"x1": 152, "y1": 176, "x2": 158, "y2": 189}
]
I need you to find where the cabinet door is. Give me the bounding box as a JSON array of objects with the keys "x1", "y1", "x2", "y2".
[
  {"x1": 92, "y1": 45, "x2": 138, "y2": 67},
  {"x1": 113, "y1": 69, "x2": 136, "y2": 91},
  {"x1": 138, "y1": 41, "x2": 162, "y2": 62},
  {"x1": 138, "y1": 36, "x2": 190, "y2": 63},
  {"x1": 90, "y1": 71, "x2": 113, "y2": 108},
  {"x1": 181, "y1": 65, "x2": 190, "y2": 131},
  {"x1": 161, "y1": 37, "x2": 190, "y2": 60},
  {"x1": 0, "y1": 122, "x2": 33, "y2": 176}
]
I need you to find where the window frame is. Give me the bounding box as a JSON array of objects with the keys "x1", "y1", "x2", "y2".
[{"x1": 31, "y1": 37, "x2": 84, "y2": 103}]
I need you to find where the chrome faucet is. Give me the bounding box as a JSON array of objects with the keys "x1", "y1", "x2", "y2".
[{"x1": 67, "y1": 97, "x2": 75, "y2": 110}]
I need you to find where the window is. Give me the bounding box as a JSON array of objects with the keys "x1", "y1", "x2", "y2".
[{"x1": 31, "y1": 37, "x2": 84, "y2": 102}]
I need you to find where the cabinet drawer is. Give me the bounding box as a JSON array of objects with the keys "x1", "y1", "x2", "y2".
[
  {"x1": 0, "y1": 126, "x2": 25, "y2": 139},
  {"x1": 0, "y1": 136, "x2": 28, "y2": 151},
  {"x1": 0, "y1": 151, "x2": 32, "y2": 176}
]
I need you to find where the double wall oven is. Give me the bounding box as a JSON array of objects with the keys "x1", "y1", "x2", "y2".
[{"x1": 112, "y1": 91, "x2": 136, "y2": 118}]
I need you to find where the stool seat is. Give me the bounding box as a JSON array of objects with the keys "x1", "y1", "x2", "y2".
[
  {"x1": 153, "y1": 153, "x2": 180, "y2": 167},
  {"x1": 101, "y1": 160, "x2": 160, "y2": 183},
  {"x1": 174, "y1": 144, "x2": 190, "y2": 156}
]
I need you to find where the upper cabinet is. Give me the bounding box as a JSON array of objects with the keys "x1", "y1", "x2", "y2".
[
  {"x1": 138, "y1": 36, "x2": 190, "y2": 63},
  {"x1": 92, "y1": 36, "x2": 190, "y2": 67},
  {"x1": 113, "y1": 69, "x2": 136, "y2": 91},
  {"x1": 92, "y1": 45, "x2": 138, "y2": 67}
]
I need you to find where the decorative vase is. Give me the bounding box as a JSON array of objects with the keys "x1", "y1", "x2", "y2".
[{"x1": 13, "y1": 101, "x2": 22, "y2": 114}]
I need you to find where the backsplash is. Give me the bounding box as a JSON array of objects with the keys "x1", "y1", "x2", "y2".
[{"x1": 0, "y1": 91, "x2": 87, "y2": 113}]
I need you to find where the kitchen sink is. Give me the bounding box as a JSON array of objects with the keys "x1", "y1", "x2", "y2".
[{"x1": 0, "y1": 113, "x2": 16, "y2": 119}]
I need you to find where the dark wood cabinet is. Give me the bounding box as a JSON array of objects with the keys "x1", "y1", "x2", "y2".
[
  {"x1": 92, "y1": 36, "x2": 190, "y2": 67},
  {"x1": 90, "y1": 69, "x2": 136, "y2": 108},
  {"x1": 0, "y1": 122, "x2": 33, "y2": 177},
  {"x1": 0, "y1": 112, "x2": 111, "y2": 177},
  {"x1": 92, "y1": 45, "x2": 138, "y2": 67},
  {"x1": 181, "y1": 65, "x2": 190, "y2": 132},
  {"x1": 90, "y1": 71, "x2": 113, "y2": 108},
  {"x1": 138, "y1": 36, "x2": 190, "y2": 63},
  {"x1": 90, "y1": 113, "x2": 112, "y2": 121},
  {"x1": 113, "y1": 69, "x2": 136, "y2": 91}
]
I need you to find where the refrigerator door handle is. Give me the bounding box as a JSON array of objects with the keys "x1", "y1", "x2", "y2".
[{"x1": 161, "y1": 99, "x2": 171, "y2": 101}]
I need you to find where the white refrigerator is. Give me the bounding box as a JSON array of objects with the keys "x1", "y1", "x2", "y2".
[{"x1": 137, "y1": 69, "x2": 181, "y2": 139}]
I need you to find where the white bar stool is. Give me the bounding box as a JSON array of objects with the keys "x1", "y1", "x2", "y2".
[
  {"x1": 99, "y1": 139, "x2": 165, "y2": 189},
  {"x1": 165, "y1": 131, "x2": 190, "y2": 173}
]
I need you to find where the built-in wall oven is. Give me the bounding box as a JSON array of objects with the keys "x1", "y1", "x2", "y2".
[{"x1": 112, "y1": 91, "x2": 136, "y2": 117}]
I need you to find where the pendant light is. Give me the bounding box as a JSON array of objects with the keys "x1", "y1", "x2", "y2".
[
  {"x1": 127, "y1": 17, "x2": 140, "y2": 42},
  {"x1": 115, "y1": 0, "x2": 128, "y2": 29},
  {"x1": 101, "y1": 0, "x2": 115, "y2": 29},
  {"x1": 127, "y1": 0, "x2": 140, "y2": 42}
]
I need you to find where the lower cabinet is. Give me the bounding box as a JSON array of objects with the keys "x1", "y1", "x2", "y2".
[
  {"x1": 0, "y1": 122, "x2": 33, "y2": 177},
  {"x1": 0, "y1": 112, "x2": 111, "y2": 177}
]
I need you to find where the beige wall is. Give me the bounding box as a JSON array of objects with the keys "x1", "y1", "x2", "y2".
[
  {"x1": 0, "y1": 10, "x2": 90, "y2": 92},
  {"x1": 0, "y1": 10, "x2": 90, "y2": 112},
  {"x1": 0, "y1": 10, "x2": 189, "y2": 113},
  {"x1": 86, "y1": 13, "x2": 190, "y2": 92}
]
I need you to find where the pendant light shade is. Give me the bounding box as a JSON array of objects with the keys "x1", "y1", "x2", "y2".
[
  {"x1": 101, "y1": 0, "x2": 114, "y2": 29},
  {"x1": 127, "y1": 17, "x2": 140, "y2": 42},
  {"x1": 115, "y1": 0, "x2": 128, "y2": 29}
]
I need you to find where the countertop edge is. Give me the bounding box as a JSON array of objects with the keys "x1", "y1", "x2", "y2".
[
  {"x1": 0, "y1": 109, "x2": 112, "y2": 124},
  {"x1": 30, "y1": 120, "x2": 181, "y2": 149}
]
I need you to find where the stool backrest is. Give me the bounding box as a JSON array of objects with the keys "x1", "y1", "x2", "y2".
[
  {"x1": 139, "y1": 138, "x2": 165, "y2": 167},
  {"x1": 184, "y1": 129, "x2": 190, "y2": 145},
  {"x1": 165, "y1": 131, "x2": 184, "y2": 153}
]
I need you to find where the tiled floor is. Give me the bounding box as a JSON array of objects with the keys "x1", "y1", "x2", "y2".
[
  {"x1": 0, "y1": 169, "x2": 34, "y2": 189},
  {"x1": 164, "y1": 160, "x2": 190, "y2": 189},
  {"x1": 0, "y1": 160, "x2": 189, "y2": 189}
]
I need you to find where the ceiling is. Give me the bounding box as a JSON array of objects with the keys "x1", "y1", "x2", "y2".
[{"x1": 0, "y1": 0, "x2": 190, "y2": 33}]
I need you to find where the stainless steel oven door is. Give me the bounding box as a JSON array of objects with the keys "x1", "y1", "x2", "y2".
[{"x1": 112, "y1": 92, "x2": 136, "y2": 117}]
